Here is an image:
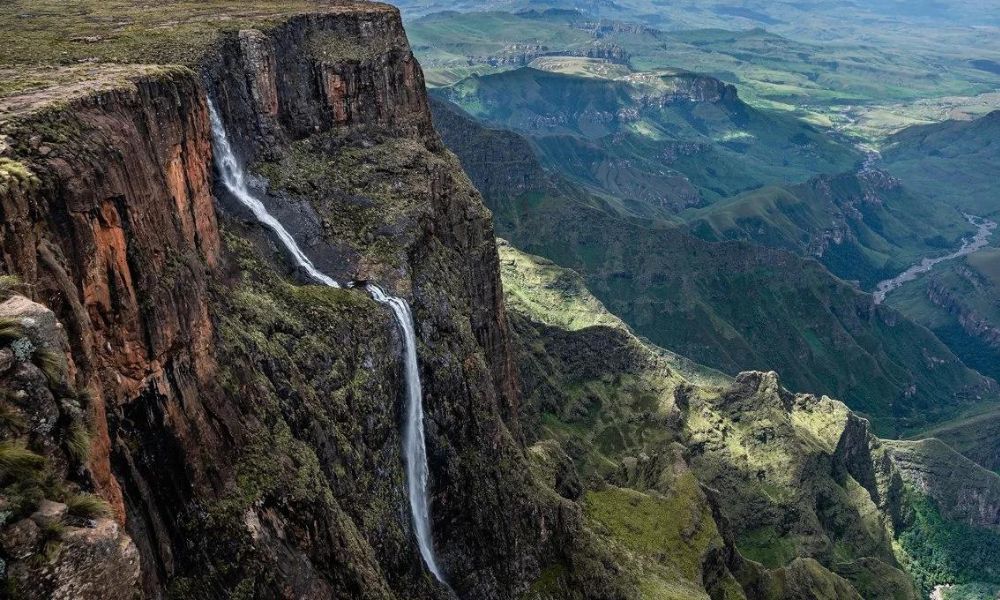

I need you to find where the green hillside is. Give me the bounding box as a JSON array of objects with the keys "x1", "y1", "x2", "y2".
[
  {"x1": 685, "y1": 171, "x2": 975, "y2": 289},
  {"x1": 503, "y1": 241, "x2": 1000, "y2": 599},
  {"x1": 434, "y1": 67, "x2": 859, "y2": 215},
  {"x1": 432, "y1": 97, "x2": 998, "y2": 436},
  {"x1": 882, "y1": 110, "x2": 1000, "y2": 217}
]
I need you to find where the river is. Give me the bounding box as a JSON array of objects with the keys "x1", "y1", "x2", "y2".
[{"x1": 873, "y1": 213, "x2": 997, "y2": 304}]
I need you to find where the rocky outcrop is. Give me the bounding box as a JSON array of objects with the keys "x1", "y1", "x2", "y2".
[
  {"x1": 0, "y1": 295, "x2": 141, "y2": 598},
  {"x1": 0, "y1": 71, "x2": 221, "y2": 532}
]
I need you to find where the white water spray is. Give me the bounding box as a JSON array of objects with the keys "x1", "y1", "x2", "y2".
[{"x1": 206, "y1": 97, "x2": 447, "y2": 585}]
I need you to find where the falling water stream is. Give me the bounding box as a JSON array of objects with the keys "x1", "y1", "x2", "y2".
[{"x1": 206, "y1": 98, "x2": 448, "y2": 585}]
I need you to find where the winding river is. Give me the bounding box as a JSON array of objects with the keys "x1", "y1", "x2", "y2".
[{"x1": 873, "y1": 213, "x2": 997, "y2": 304}]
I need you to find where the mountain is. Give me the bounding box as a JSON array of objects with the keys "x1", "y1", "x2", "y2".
[
  {"x1": 882, "y1": 110, "x2": 1000, "y2": 217},
  {"x1": 433, "y1": 67, "x2": 860, "y2": 216},
  {"x1": 431, "y1": 97, "x2": 998, "y2": 436},
  {"x1": 2, "y1": 1, "x2": 1000, "y2": 599},
  {"x1": 402, "y1": 6, "x2": 1000, "y2": 142},
  {"x1": 0, "y1": 3, "x2": 576, "y2": 597},
  {"x1": 685, "y1": 169, "x2": 975, "y2": 290},
  {"x1": 502, "y1": 241, "x2": 1000, "y2": 599}
]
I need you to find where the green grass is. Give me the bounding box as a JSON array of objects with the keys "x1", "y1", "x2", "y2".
[
  {"x1": 737, "y1": 526, "x2": 799, "y2": 568},
  {"x1": 32, "y1": 348, "x2": 64, "y2": 387},
  {"x1": 897, "y1": 490, "x2": 1000, "y2": 595},
  {"x1": 0, "y1": 1, "x2": 390, "y2": 67},
  {"x1": 65, "y1": 492, "x2": 112, "y2": 519},
  {"x1": 582, "y1": 484, "x2": 724, "y2": 599},
  {"x1": 0, "y1": 158, "x2": 40, "y2": 195},
  {"x1": 0, "y1": 441, "x2": 46, "y2": 481},
  {"x1": 65, "y1": 422, "x2": 92, "y2": 464}
]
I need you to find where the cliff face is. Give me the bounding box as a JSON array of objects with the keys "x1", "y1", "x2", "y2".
[
  {"x1": 0, "y1": 4, "x2": 552, "y2": 598},
  {"x1": 0, "y1": 72, "x2": 221, "y2": 529}
]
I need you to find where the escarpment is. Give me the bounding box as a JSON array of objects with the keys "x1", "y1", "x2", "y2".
[{"x1": 0, "y1": 3, "x2": 553, "y2": 598}]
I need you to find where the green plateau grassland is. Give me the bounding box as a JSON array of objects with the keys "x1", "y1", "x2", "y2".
[
  {"x1": 0, "y1": 0, "x2": 393, "y2": 98},
  {"x1": 434, "y1": 66, "x2": 861, "y2": 217},
  {"x1": 404, "y1": 7, "x2": 1000, "y2": 143}
]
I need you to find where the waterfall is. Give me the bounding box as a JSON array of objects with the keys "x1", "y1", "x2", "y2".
[
  {"x1": 206, "y1": 97, "x2": 448, "y2": 585},
  {"x1": 365, "y1": 284, "x2": 448, "y2": 584}
]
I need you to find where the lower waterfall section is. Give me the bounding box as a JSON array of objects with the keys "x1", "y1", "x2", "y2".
[
  {"x1": 206, "y1": 97, "x2": 449, "y2": 586},
  {"x1": 365, "y1": 284, "x2": 448, "y2": 584}
]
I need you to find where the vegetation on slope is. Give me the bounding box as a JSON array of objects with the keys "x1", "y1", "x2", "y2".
[
  {"x1": 502, "y1": 242, "x2": 917, "y2": 599},
  {"x1": 685, "y1": 170, "x2": 975, "y2": 289},
  {"x1": 504, "y1": 241, "x2": 1000, "y2": 600},
  {"x1": 435, "y1": 66, "x2": 859, "y2": 216},
  {"x1": 434, "y1": 98, "x2": 998, "y2": 436},
  {"x1": 882, "y1": 111, "x2": 1000, "y2": 218},
  {"x1": 897, "y1": 492, "x2": 1000, "y2": 594}
]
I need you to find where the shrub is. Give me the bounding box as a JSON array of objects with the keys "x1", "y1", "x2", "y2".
[
  {"x1": 32, "y1": 348, "x2": 64, "y2": 387},
  {"x1": 65, "y1": 422, "x2": 91, "y2": 464},
  {"x1": 65, "y1": 492, "x2": 111, "y2": 519}
]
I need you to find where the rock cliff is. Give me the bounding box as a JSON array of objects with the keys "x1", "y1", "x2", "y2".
[{"x1": 0, "y1": 2, "x2": 562, "y2": 598}]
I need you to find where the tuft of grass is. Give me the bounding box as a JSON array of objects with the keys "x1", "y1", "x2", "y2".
[
  {"x1": 74, "y1": 388, "x2": 94, "y2": 410},
  {"x1": 65, "y1": 492, "x2": 111, "y2": 519},
  {"x1": 0, "y1": 158, "x2": 40, "y2": 195},
  {"x1": 65, "y1": 422, "x2": 92, "y2": 464},
  {"x1": 0, "y1": 441, "x2": 46, "y2": 481},
  {"x1": 0, "y1": 317, "x2": 25, "y2": 344},
  {"x1": 0, "y1": 401, "x2": 26, "y2": 430},
  {"x1": 32, "y1": 348, "x2": 65, "y2": 387}
]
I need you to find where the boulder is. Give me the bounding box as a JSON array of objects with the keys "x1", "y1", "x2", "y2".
[
  {"x1": 29, "y1": 499, "x2": 68, "y2": 528},
  {"x1": 0, "y1": 295, "x2": 70, "y2": 354},
  {"x1": 0, "y1": 518, "x2": 41, "y2": 559},
  {"x1": 7, "y1": 518, "x2": 141, "y2": 600}
]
